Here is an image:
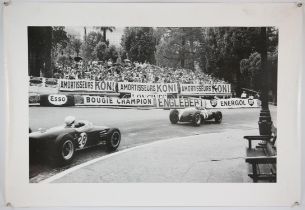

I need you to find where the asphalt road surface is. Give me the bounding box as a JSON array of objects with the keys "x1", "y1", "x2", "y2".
[{"x1": 29, "y1": 106, "x2": 277, "y2": 183}]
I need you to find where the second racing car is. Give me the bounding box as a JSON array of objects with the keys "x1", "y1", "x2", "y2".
[{"x1": 169, "y1": 107, "x2": 222, "y2": 126}]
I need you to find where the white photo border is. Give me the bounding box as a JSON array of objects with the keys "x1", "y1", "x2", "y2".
[{"x1": 3, "y1": 2, "x2": 303, "y2": 207}]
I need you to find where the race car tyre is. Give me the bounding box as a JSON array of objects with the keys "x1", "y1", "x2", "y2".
[
  {"x1": 215, "y1": 111, "x2": 222, "y2": 123},
  {"x1": 54, "y1": 134, "x2": 75, "y2": 165},
  {"x1": 192, "y1": 112, "x2": 202, "y2": 126},
  {"x1": 169, "y1": 109, "x2": 179, "y2": 124},
  {"x1": 106, "y1": 129, "x2": 121, "y2": 152}
]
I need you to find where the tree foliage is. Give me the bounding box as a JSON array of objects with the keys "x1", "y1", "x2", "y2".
[
  {"x1": 156, "y1": 27, "x2": 203, "y2": 69},
  {"x1": 80, "y1": 31, "x2": 103, "y2": 61},
  {"x1": 240, "y1": 52, "x2": 261, "y2": 89},
  {"x1": 94, "y1": 41, "x2": 108, "y2": 61},
  {"x1": 71, "y1": 37, "x2": 82, "y2": 56},
  {"x1": 197, "y1": 28, "x2": 262, "y2": 82},
  {"x1": 57, "y1": 54, "x2": 72, "y2": 68},
  {"x1": 99, "y1": 26, "x2": 115, "y2": 44},
  {"x1": 79, "y1": 31, "x2": 120, "y2": 62},
  {"x1": 121, "y1": 27, "x2": 156, "y2": 64},
  {"x1": 50, "y1": 27, "x2": 70, "y2": 74},
  {"x1": 104, "y1": 45, "x2": 119, "y2": 62},
  {"x1": 52, "y1": 27, "x2": 69, "y2": 49},
  {"x1": 155, "y1": 27, "x2": 278, "y2": 93},
  {"x1": 93, "y1": 26, "x2": 115, "y2": 44}
]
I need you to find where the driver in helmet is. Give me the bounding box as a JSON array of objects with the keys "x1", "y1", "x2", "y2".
[
  {"x1": 64, "y1": 116, "x2": 91, "y2": 132},
  {"x1": 195, "y1": 105, "x2": 210, "y2": 119}
]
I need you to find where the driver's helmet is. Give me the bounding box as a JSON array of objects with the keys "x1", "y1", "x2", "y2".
[
  {"x1": 197, "y1": 105, "x2": 207, "y2": 111},
  {"x1": 65, "y1": 116, "x2": 76, "y2": 127},
  {"x1": 195, "y1": 105, "x2": 202, "y2": 110}
]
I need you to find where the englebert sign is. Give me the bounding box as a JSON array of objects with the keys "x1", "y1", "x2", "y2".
[{"x1": 156, "y1": 98, "x2": 206, "y2": 108}]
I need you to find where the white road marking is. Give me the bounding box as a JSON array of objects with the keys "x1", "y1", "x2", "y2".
[{"x1": 40, "y1": 135, "x2": 205, "y2": 183}]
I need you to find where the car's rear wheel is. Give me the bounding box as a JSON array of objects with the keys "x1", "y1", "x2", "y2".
[
  {"x1": 192, "y1": 112, "x2": 202, "y2": 126},
  {"x1": 106, "y1": 129, "x2": 121, "y2": 152},
  {"x1": 169, "y1": 109, "x2": 179, "y2": 124},
  {"x1": 215, "y1": 111, "x2": 222, "y2": 123},
  {"x1": 54, "y1": 135, "x2": 75, "y2": 165}
]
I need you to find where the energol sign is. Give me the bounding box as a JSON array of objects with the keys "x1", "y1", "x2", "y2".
[{"x1": 206, "y1": 98, "x2": 260, "y2": 109}]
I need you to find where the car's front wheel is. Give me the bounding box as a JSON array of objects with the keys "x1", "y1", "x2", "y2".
[
  {"x1": 106, "y1": 129, "x2": 121, "y2": 152},
  {"x1": 215, "y1": 111, "x2": 222, "y2": 123},
  {"x1": 169, "y1": 109, "x2": 179, "y2": 124},
  {"x1": 192, "y1": 112, "x2": 202, "y2": 126},
  {"x1": 54, "y1": 135, "x2": 75, "y2": 165}
]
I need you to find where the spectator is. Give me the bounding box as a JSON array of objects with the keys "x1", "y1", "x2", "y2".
[
  {"x1": 52, "y1": 61, "x2": 229, "y2": 85},
  {"x1": 241, "y1": 91, "x2": 247, "y2": 99}
]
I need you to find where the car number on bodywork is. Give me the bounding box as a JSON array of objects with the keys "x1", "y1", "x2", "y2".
[{"x1": 77, "y1": 132, "x2": 88, "y2": 149}]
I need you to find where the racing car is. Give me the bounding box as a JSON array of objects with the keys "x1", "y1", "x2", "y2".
[
  {"x1": 29, "y1": 121, "x2": 121, "y2": 165},
  {"x1": 169, "y1": 107, "x2": 222, "y2": 126}
]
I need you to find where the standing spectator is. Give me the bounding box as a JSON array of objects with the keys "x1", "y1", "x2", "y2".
[{"x1": 241, "y1": 91, "x2": 247, "y2": 99}]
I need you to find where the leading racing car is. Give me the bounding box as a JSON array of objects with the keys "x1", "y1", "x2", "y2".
[
  {"x1": 169, "y1": 107, "x2": 222, "y2": 126},
  {"x1": 29, "y1": 119, "x2": 121, "y2": 165}
]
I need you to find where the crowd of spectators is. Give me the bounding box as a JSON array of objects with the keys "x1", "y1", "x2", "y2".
[{"x1": 52, "y1": 60, "x2": 229, "y2": 85}]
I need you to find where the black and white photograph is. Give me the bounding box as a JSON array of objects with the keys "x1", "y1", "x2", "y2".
[
  {"x1": 3, "y1": 2, "x2": 303, "y2": 207},
  {"x1": 28, "y1": 26, "x2": 278, "y2": 183}
]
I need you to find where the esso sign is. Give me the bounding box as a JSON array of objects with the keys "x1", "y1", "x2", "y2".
[{"x1": 48, "y1": 94, "x2": 67, "y2": 106}]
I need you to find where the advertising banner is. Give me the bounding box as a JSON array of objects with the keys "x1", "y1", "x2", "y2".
[
  {"x1": 40, "y1": 94, "x2": 75, "y2": 107},
  {"x1": 83, "y1": 96, "x2": 154, "y2": 106},
  {"x1": 131, "y1": 92, "x2": 167, "y2": 99},
  {"x1": 29, "y1": 94, "x2": 40, "y2": 104},
  {"x1": 29, "y1": 77, "x2": 43, "y2": 86},
  {"x1": 206, "y1": 98, "x2": 260, "y2": 109},
  {"x1": 45, "y1": 78, "x2": 58, "y2": 87},
  {"x1": 180, "y1": 83, "x2": 231, "y2": 95},
  {"x1": 118, "y1": 82, "x2": 178, "y2": 94},
  {"x1": 156, "y1": 98, "x2": 206, "y2": 109},
  {"x1": 58, "y1": 79, "x2": 115, "y2": 92}
]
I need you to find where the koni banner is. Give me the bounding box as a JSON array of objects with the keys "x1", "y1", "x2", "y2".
[
  {"x1": 58, "y1": 79, "x2": 116, "y2": 92},
  {"x1": 180, "y1": 83, "x2": 231, "y2": 95},
  {"x1": 118, "y1": 82, "x2": 178, "y2": 93}
]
